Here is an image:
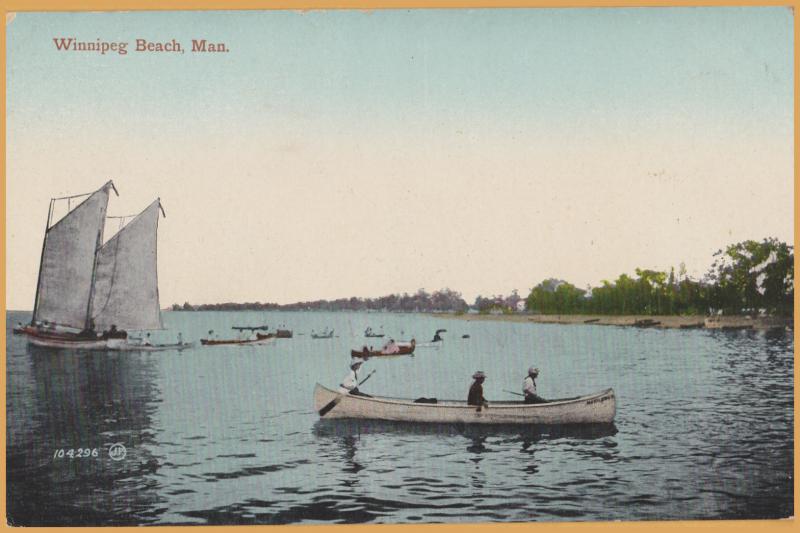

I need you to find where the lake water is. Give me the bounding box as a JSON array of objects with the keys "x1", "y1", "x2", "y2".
[{"x1": 5, "y1": 310, "x2": 794, "y2": 524}]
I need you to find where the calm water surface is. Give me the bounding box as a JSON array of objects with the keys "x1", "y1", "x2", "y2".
[{"x1": 6, "y1": 310, "x2": 794, "y2": 524}]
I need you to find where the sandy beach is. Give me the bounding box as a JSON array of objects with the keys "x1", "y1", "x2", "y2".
[{"x1": 433, "y1": 312, "x2": 792, "y2": 331}]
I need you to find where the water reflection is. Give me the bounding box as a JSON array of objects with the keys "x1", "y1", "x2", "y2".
[
  {"x1": 7, "y1": 344, "x2": 165, "y2": 526},
  {"x1": 313, "y1": 419, "x2": 619, "y2": 442}
]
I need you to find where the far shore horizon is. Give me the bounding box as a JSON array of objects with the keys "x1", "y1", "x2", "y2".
[{"x1": 7, "y1": 309, "x2": 793, "y2": 332}]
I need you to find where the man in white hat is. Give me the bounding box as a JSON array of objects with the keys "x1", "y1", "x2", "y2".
[
  {"x1": 339, "y1": 359, "x2": 370, "y2": 397},
  {"x1": 467, "y1": 371, "x2": 489, "y2": 411},
  {"x1": 523, "y1": 367, "x2": 547, "y2": 404}
]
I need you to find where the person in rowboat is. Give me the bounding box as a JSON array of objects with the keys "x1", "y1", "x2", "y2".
[
  {"x1": 339, "y1": 359, "x2": 371, "y2": 397},
  {"x1": 467, "y1": 371, "x2": 489, "y2": 411},
  {"x1": 522, "y1": 367, "x2": 547, "y2": 404}
]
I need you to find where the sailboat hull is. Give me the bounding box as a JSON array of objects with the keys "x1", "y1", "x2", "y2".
[{"x1": 24, "y1": 328, "x2": 125, "y2": 350}]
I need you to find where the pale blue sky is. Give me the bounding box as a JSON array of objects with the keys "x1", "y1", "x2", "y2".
[
  {"x1": 6, "y1": 8, "x2": 794, "y2": 307},
  {"x1": 8, "y1": 9, "x2": 793, "y2": 133}
]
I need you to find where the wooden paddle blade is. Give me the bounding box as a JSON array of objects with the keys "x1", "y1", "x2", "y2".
[{"x1": 318, "y1": 396, "x2": 342, "y2": 417}]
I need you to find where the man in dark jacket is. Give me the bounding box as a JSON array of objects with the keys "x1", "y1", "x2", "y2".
[{"x1": 467, "y1": 371, "x2": 489, "y2": 411}]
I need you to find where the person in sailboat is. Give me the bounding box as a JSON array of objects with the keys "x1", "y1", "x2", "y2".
[
  {"x1": 78, "y1": 320, "x2": 98, "y2": 339},
  {"x1": 103, "y1": 324, "x2": 127, "y2": 339},
  {"x1": 177, "y1": 332, "x2": 183, "y2": 345},
  {"x1": 339, "y1": 359, "x2": 371, "y2": 397},
  {"x1": 468, "y1": 371, "x2": 489, "y2": 411},
  {"x1": 522, "y1": 367, "x2": 547, "y2": 404}
]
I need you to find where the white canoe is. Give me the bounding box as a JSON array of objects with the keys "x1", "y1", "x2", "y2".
[{"x1": 314, "y1": 383, "x2": 616, "y2": 425}]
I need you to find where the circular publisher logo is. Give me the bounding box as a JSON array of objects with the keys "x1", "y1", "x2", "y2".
[{"x1": 108, "y1": 443, "x2": 127, "y2": 461}]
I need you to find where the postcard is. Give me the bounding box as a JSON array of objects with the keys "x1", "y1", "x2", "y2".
[{"x1": 5, "y1": 7, "x2": 794, "y2": 526}]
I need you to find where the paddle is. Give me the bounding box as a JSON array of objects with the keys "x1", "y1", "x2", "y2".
[
  {"x1": 318, "y1": 370, "x2": 376, "y2": 417},
  {"x1": 503, "y1": 389, "x2": 525, "y2": 397}
]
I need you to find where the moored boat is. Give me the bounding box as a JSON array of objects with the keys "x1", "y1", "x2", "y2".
[
  {"x1": 276, "y1": 329, "x2": 293, "y2": 338},
  {"x1": 313, "y1": 383, "x2": 616, "y2": 425}
]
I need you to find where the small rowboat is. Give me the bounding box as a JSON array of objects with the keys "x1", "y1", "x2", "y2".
[
  {"x1": 311, "y1": 330, "x2": 334, "y2": 339},
  {"x1": 276, "y1": 329, "x2": 293, "y2": 338},
  {"x1": 313, "y1": 383, "x2": 616, "y2": 425},
  {"x1": 124, "y1": 341, "x2": 194, "y2": 352},
  {"x1": 201, "y1": 333, "x2": 275, "y2": 346}
]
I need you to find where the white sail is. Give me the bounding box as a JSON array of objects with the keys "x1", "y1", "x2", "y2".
[
  {"x1": 91, "y1": 199, "x2": 163, "y2": 331},
  {"x1": 33, "y1": 183, "x2": 112, "y2": 328}
]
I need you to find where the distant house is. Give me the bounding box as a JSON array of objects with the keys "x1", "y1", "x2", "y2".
[{"x1": 516, "y1": 300, "x2": 526, "y2": 312}]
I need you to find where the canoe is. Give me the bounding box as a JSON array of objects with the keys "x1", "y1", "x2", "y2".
[
  {"x1": 415, "y1": 340, "x2": 442, "y2": 348},
  {"x1": 201, "y1": 334, "x2": 275, "y2": 346},
  {"x1": 313, "y1": 383, "x2": 616, "y2": 425},
  {"x1": 122, "y1": 342, "x2": 195, "y2": 351}
]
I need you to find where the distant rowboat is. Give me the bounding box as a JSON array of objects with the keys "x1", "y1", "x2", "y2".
[{"x1": 314, "y1": 383, "x2": 616, "y2": 425}]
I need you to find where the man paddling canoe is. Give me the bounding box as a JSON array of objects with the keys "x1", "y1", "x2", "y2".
[
  {"x1": 339, "y1": 359, "x2": 372, "y2": 397},
  {"x1": 523, "y1": 367, "x2": 548, "y2": 404},
  {"x1": 467, "y1": 371, "x2": 489, "y2": 411}
]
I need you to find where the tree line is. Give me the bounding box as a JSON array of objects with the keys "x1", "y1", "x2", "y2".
[
  {"x1": 172, "y1": 238, "x2": 793, "y2": 317},
  {"x1": 172, "y1": 288, "x2": 469, "y2": 313},
  {"x1": 524, "y1": 238, "x2": 793, "y2": 316}
]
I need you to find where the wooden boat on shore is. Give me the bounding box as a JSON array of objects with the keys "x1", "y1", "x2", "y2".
[
  {"x1": 314, "y1": 383, "x2": 616, "y2": 425},
  {"x1": 351, "y1": 339, "x2": 415, "y2": 357},
  {"x1": 201, "y1": 333, "x2": 275, "y2": 346}
]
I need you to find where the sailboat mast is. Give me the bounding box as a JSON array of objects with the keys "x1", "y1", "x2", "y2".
[
  {"x1": 84, "y1": 181, "x2": 116, "y2": 330},
  {"x1": 30, "y1": 199, "x2": 54, "y2": 325},
  {"x1": 84, "y1": 224, "x2": 105, "y2": 331}
]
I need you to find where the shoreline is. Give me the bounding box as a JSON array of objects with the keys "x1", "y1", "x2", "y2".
[{"x1": 433, "y1": 313, "x2": 793, "y2": 331}]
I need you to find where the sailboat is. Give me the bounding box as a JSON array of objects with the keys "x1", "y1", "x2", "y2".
[{"x1": 22, "y1": 181, "x2": 167, "y2": 350}]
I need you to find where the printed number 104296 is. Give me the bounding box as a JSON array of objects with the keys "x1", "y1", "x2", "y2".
[{"x1": 53, "y1": 448, "x2": 99, "y2": 459}]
